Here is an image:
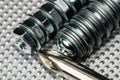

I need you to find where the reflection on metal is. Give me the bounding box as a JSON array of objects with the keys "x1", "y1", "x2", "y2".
[
  {"x1": 13, "y1": 0, "x2": 88, "y2": 54},
  {"x1": 39, "y1": 51, "x2": 109, "y2": 80},
  {"x1": 56, "y1": 0, "x2": 120, "y2": 58}
]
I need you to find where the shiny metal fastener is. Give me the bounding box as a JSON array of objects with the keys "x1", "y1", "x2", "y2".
[
  {"x1": 13, "y1": 0, "x2": 88, "y2": 54},
  {"x1": 56, "y1": 0, "x2": 120, "y2": 58}
]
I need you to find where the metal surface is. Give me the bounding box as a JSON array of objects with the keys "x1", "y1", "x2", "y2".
[
  {"x1": 39, "y1": 50, "x2": 109, "y2": 80},
  {"x1": 0, "y1": 0, "x2": 120, "y2": 80},
  {"x1": 13, "y1": 0, "x2": 88, "y2": 54},
  {"x1": 56, "y1": 0, "x2": 120, "y2": 58}
]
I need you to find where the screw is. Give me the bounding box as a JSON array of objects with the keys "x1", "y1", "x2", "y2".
[
  {"x1": 56, "y1": 0, "x2": 120, "y2": 59},
  {"x1": 13, "y1": 0, "x2": 88, "y2": 54}
]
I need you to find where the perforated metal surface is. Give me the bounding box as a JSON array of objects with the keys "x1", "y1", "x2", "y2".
[
  {"x1": 82, "y1": 29, "x2": 120, "y2": 80},
  {"x1": 0, "y1": 0, "x2": 120, "y2": 80}
]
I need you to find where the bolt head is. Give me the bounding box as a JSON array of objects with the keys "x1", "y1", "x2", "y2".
[{"x1": 13, "y1": 26, "x2": 37, "y2": 54}]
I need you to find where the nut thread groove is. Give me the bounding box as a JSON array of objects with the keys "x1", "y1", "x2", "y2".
[
  {"x1": 57, "y1": 0, "x2": 120, "y2": 58},
  {"x1": 13, "y1": 0, "x2": 87, "y2": 53}
]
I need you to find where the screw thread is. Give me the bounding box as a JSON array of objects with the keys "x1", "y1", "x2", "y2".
[{"x1": 57, "y1": 0, "x2": 120, "y2": 58}]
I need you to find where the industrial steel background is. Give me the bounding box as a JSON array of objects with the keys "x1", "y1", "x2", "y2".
[{"x1": 0, "y1": 0, "x2": 120, "y2": 80}]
